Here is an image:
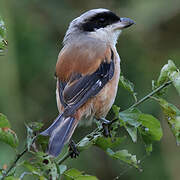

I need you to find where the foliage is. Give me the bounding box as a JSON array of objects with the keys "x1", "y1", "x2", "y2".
[
  {"x1": 1, "y1": 13, "x2": 180, "y2": 180},
  {"x1": 0, "y1": 16, "x2": 7, "y2": 54},
  {"x1": 0, "y1": 59, "x2": 180, "y2": 179}
]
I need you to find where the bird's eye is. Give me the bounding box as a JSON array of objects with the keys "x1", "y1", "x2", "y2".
[{"x1": 99, "y1": 18, "x2": 105, "y2": 23}]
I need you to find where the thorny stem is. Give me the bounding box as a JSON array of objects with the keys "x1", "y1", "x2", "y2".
[{"x1": 3, "y1": 80, "x2": 173, "y2": 176}]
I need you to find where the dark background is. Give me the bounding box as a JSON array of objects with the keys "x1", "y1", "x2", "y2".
[{"x1": 0, "y1": 0, "x2": 180, "y2": 179}]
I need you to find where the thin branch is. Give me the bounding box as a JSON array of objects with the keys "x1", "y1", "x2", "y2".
[
  {"x1": 130, "y1": 80, "x2": 172, "y2": 109},
  {"x1": 3, "y1": 148, "x2": 28, "y2": 178},
  {"x1": 3, "y1": 136, "x2": 37, "y2": 177}
]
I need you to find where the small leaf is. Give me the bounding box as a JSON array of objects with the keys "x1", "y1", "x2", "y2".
[
  {"x1": 119, "y1": 108, "x2": 141, "y2": 127},
  {"x1": 156, "y1": 98, "x2": 180, "y2": 145},
  {"x1": 0, "y1": 16, "x2": 7, "y2": 50},
  {"x1": 107, "y1": 148, "x2": 140, "y2": 169},
  {"x1": 157, "y1": 60, "x2": 177, "y2": 86},
  {"x1": 95, "y1": 137, "x2": 125, "y2": 150},
  {"x1": 137, "y1": 113, "x2": 162, "y2": 153},
  {"x1": 4, "y1": 176, "x2": 20, "y2": 180},
  {"x1": 76, "y1": 175, "x2": 98, "y2": 180},
  {"x1": 0, "y1": 113, "x2": 10, "y2": 128},
  {"x1": 23, "y1": 161, "x2": 41, "y2": 176},
  {"x1": 48, "y1": 162, "x2": 59, "y2": 180},
  {"x1": 36, "y1": 135, "x2": 49, "y2": 152},
  {"x1": 119, "y1": 75, "x2": 137, "y2": 102},
  {"x1": 77, "y1": 133, "x2": 101, "y2": 151},
  {"x1": 168, "y1": 69, "x2": 180, "y2": 96},
  {"x1": 145, "y1": 143, "x2": 152, "y2": 154},
  {"x1": 25, "y1": 124, "x2": 36, "y2": 151},
  {"x1": 119, "y1": 108, "x2": 162, "y2": 152},
  {"x1": 112, "y1": 105, "x2": 120, "y2": 118},
  {"x1": 0, "y1": 127, "x2": 19, "y2": 148},
  {"x1": 0, "y1": 169, "x2": 4, "y2": 179},
  {"x1": 125, "y1": 124, "x2": 137, "y2": 143},
  {"x1": 138, "y1": 114, "x2": 163, "y2": 141},
  {"x1": 63, "y1": 169, "x2": 99, "y2": 180},
  {"x1": 59, "y1": 165, "x2": 67, "y2": 175},
  {"x1": 28, "y1": 122, "x2": 44, "y2": 132},
  {"x1": 26, "y1": 122, "x2": 43, "y2": 151},
  {"x1": 156, "y1": 60, "x2": 180, "y2": 95},
  {"x1": 63, "y1": 168, "x2": 82, "y2": 180},
  {"x1": 118, "y1": 109, "x2": 141, "y2": 142}
]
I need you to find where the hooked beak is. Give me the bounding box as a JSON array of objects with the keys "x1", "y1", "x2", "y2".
[{"x1": 113, "y1": 17, "x2": 135, "y2": 30}]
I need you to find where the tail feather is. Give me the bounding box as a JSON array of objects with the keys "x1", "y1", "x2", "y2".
[
  {"x1": 40, "y1": 114, "x2": 63, "y2": 136},
  {"x1": 40, "y1": 114, "x2": 77, "y2": 157}
]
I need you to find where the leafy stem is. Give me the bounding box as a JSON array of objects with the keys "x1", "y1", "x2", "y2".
[
  {"x1": 57, "y1": 80, "x2": 173, "y2": 165},
  {"x1": 130, "y1": 80, "x2": 172, "y2": 109},
  {"x1": 3, "y1": 148, "x2": 28, "y2": 178},
  {"x1": 2, "y1": 80, "x2": 173, "y2": 177}
]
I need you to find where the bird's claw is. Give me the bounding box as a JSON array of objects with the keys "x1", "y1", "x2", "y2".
[
  {"x1": 99, "y1": 118, "x2": 112, "y2": 137},
  {"x1": 69, "y1": 140, "x2": 79, "y2": 158},
  {"x1": 102, "y1": 122, "x2": 112, "y2": 137}
]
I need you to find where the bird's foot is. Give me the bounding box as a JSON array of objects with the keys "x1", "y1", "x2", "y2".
[
  {"x1": 99, "y1": 118, "x2": 112, "y2": 137},
  {"x1": 69, "y1": 140, "x2": 79, "y2": 158}
]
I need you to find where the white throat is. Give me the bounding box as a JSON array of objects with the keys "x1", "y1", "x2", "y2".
[{"x1": 89, "y1": 28, "x2": 122, "y2": 47}]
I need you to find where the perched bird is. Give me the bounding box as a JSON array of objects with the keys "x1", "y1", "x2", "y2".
[{"x1": 40, "y1": 8, "x2": 134, "y2": 157}]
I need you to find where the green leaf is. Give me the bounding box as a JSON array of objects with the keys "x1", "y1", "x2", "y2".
[
  {"x1": 36, "y1": 135, "x2": 49, "y2": 152},
  {"x1": 0, "y1": 16, "x2": 7, "y2": 50},
  {"x1": 77, "y1": 132, "x2": 101, "y2": 151},
  {"x1": 4, "y1": 176, "x2": 20, "y2": 180},
  {"x1": 0, "y1": 127, "x2": 19, "y2": 148},
  {"x1": 28, "y1": 122, "x2": 44, "y2": 132},
  {"x1": 138, "y1": 114, "x2": 163, "y2": 141},
  {"x1": 75, "y1": 175, "x2": 98, "y2": 180},
  {"x1": 157, "y1": 60, "x2": 177, "y2": 86},
  {"x1": 112, "y1": 105, "x2": 120, "y2": 118},
  {"x1": 59, "y1": 165, "x2": 67, "y2": 175},
  {"x1": 118, "y1": 109, "x2": 141, "y2": 142},
  {"x1": 137, "y1": 113, "x2": 162, "y2": 153},
  {"x1": 119, "y1": 108, "x2": 141, "y2": 127},
  {"x1": 0, "y1": 113, "x2": 10, "y2": 128},
  {"x1": 156, "y1": 98, "x2": 180, "y2": 145},
  {"x1": 0, "y1": 170, "x2": 3, "y2": 179},
  {"x1": 107, "y1": 148, "x2": 140, "y2": 169},
  {"x1": 119, "y1": 75, "x2": 137, "y2": 102},
  {"x1": 168, "y1": 69, "x2": 180, "y2": 96},
  {"x1": 145, "y1": 143, "x2": 152, "y2": 154},
  {"x1": 156, "y1": 60, "x2": 180, "y2": 95},
  {"x1": 118, "y1": 108, "x2": 162, "y2": 152},
  {"x1": 63, "y1": 169, "x2": 99, "y2": 180},
  {"x1": 95, "y1": 137, "x2": 125, "y2": 150},
  {"x1": 63, "y1": 168, "x2": 83, "y2": 180},
  {"x1": 125, "y1": 124, "x2": 137, "y2": 143},
  {"x1": 23, "y1": 161, "x2": 42, "y2": 176},
  {"x1": 25, "y1": 124, "x2": 36, "y2": 151},
  {"x1": 119, "y1": 109, "x2": 162, "y2": 141}
]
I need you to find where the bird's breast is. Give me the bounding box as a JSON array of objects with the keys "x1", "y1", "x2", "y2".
[{"x1": 77, "y1": 48, "x2": 120, "y2": 123}]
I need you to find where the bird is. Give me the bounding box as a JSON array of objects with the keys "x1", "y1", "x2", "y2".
[{"x1": 40, "y1": 8, "x2": 134, "y2": 157}]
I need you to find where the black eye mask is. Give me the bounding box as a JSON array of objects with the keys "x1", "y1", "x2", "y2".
[{"x1": 81, "y1": 11, "x2": 120, "y2": 32}]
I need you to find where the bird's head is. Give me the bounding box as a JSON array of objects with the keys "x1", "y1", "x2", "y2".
[{"x1": 63, "y1": 8, "x2": 135, "y2": 46}]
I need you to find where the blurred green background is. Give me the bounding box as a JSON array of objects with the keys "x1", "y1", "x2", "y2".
[{"x1": 0, "y1": 0, "x2": 180, "y2": 179}]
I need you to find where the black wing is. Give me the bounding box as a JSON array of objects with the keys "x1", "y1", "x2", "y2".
[{"x1": 58, "y1": 50, "x2": 115, "y2": 117}]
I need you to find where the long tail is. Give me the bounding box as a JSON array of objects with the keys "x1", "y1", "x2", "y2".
[{"x1": 40, "y1": 114, "x2": 77, "y2": 157}]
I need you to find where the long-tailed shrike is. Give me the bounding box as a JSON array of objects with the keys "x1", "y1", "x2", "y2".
[{"x1": 40, "y1": 8, "x2": 134, "y2": 157}]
